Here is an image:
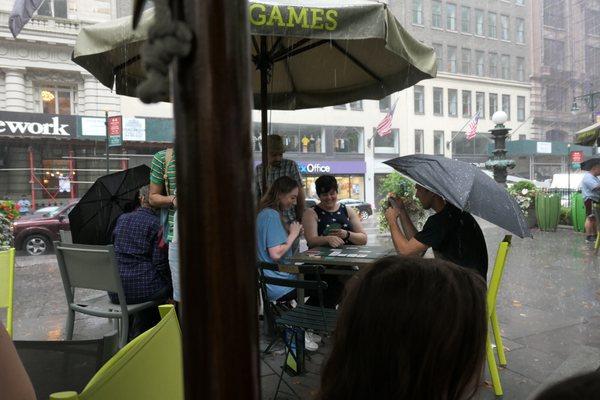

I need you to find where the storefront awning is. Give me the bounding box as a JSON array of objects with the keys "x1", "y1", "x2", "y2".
[{"x1": 574, "y1": 122, "x2": 600, "y2": 145}]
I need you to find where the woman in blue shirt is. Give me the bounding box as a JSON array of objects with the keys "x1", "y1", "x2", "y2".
[{"x1": 256, "y1": 176, "x2": 302, "y2": 301}]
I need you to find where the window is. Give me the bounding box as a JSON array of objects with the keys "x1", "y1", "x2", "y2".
[
  {"x1": 379, "y1": 96, "x2": 391, "y2": 112},
  {"x1": 448, "y1": 89, "x2": 458, "y2": 117},
  {"x1": 516, "y1": 0, "x2": 525, "y2": 5},
  {"x1": 544, "y1": 0, "x2": 565, "y2": 29},
  {"x1": 330, "y1": 126, "x2": 364, "y2": 153},
  {"x1": 489, "y1": 52, "x2": 498, "y2": 78},
  {"x1": 349, "y1": 101, "x2": 363, "y2": 111},
  {"x1": 446, "y1": 3, "x2": 457, "y2": 30},
  {"x1": 265, "y1": 124, "x2": 325, "y2": 153},
  {"x1": 545, "y1": 86, "x2": 566, "y2": 111},
  {"x1": 461, "y1": 6, "x2": 470, "y2": 33},
  {"x1": 415, "y1": 130, "x2": 424, "y2": 154},
  {"x1": 432, "y1": 1, "x2": 442, "y2": 28},
  {"x1": 501, "y1": 54, "x2": 510, "y2": 79},
  {"x1": 489, "y1": 93, "x2": 498, "y2": 117},
  {"x1": 461, "y1": 48, "x2": 471, "y2": 74},
  {"x1": 433, "y1": 87, "x2": 444, "y2": 116},
  {"x1": 586, "y1": 46, "x2": 600, "y2": 77},
  {"x1": 586, "y1": 9, "x2": 600, "y2": 36},
  {"x1": 517, "y1": 96, "x2": 526, "y2": 121},
  {"x1": 40, "y1": 87, "x2": 73, "y2": 114},
  {"x1": 447, "y1": 46, "x2": 457, "y2": 73},
  {"x1": 374, "y1": 128, "x2": 399, "y2": 154},
  {"x1": 544, "y1": 39, "x2": 565, "y2": 69},
  {"x1": 462, "y1": 90, "x2": 472, "y2": 117},
  {"x1": 434, "y1": 131, "x2": 445, "y2": 155},
  {"x1": 476, "y1": 92, "x2": 485, "y2": 119},
  {"x1": 516, "y1": 57, "x2": 525, "y2": 81},
  {"x1": 414, "y1": 85, "x2": 425, "y2": 114},
  {"x1": 475, "y1": 51, "x2": 485, "y2": 76},
  {"x1": 412, "y1": 0, "x2": 423, "y2": 25},
  {"x1": 488, "y1": 12, "x2": 497, "y2": 38},
  {"x1": 37, "y1": 0, "x2": 68, "y2": 18},
  {"x1": 502, "y1": 94, "x2": 511, "y2": 120},
  {"x1": 500, "y1": 15, "x2": 509, "y2": 40},
  {"x1": 433, "y1": 43, "x2": 443, "y2": 71},
  {"x1": 516, "y1": 18, "x2": 525, "y2": 43},
  {"x1": 475, "y1": 9, "x2": 484, "y2": 35},
  {"x1": 519, "y1": 134, "x2": 526, "y2": 141}
]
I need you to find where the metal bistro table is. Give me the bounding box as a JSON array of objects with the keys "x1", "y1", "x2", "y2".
[
  {"x1": 283, "y1": 245, "x2": 396, "y2": 302},
  {"x1": 290, "y1": 245, "x2": 396, "y2": 273}
]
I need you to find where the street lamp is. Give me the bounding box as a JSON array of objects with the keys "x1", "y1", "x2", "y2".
[
  {"x1": 571, "y1": 91, "x2": 600, "y2": 122},
  {"x1": 485, "y1": 111, "x2": 516, "y2": 187}
]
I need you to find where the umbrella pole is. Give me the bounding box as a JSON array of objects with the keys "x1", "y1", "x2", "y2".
[
  {"x1": 105, "y1": 110, "x2": 109, "y2": 175},
  {"x1": 260, "y1": 36, "x2": 268, "y2": 194}
]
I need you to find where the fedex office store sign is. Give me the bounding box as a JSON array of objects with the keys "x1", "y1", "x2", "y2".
[
  {"x1": 300, "y1": 162, "x2": 331, "y2": 174},
  {"x1": 0, "y1": 111, "x2": 75, "y2": 137}
]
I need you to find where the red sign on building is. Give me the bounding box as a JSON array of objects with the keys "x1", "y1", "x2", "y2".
[
  {"x1": 570, "y1": 151, "x2": 583, "y2": 164},
  {"x1": 107, "y1": 115, "x2": 123, "y2": 147}
]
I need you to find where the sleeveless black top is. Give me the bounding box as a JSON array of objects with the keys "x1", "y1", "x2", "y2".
[{"x1": 313, "y1": 203, "x2": 354, "y2": 244}]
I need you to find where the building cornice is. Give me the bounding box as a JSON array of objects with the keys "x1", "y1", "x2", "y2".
[{"x1": 435, "y1": 72, "x2": 532, "y2": 89}]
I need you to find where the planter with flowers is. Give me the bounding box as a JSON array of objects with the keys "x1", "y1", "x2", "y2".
[
  {"x1": 508, "y1": 181, "x2": 537, "y2": 229},
  {"x1": 0, "y1": 201, "x2": 19, "y2": 250},
  {"x1": 377, "y1": 173, "x2": 427, "y2": 233}
]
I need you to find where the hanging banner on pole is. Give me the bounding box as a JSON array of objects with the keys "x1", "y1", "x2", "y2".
[{"x1": 107, "y1": 115, "x2": 123, "y2": 147}]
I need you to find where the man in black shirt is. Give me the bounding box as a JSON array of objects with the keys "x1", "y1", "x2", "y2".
[{"x1": 384, "y1": 185, "x2": 488, "y2": 279}]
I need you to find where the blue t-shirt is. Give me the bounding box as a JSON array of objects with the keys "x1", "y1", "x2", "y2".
[
  {"x1": 256, "y1": 208, "x2": 294, "y2": 301},
  {"x1": 581, "y1": 172, "x2": 600, "y2": 202}
]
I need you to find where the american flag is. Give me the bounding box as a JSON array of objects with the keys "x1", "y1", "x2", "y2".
[
  {"x1": 376, "y1": 98, "x2": 399, "y2": 137},
  {"x1": 465, "y1": 111, "x2": 480, "y2": 141}
]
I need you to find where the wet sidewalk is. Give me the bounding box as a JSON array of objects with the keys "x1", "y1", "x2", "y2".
[{"x1": 9, "y1": 222, "x2": 600, "y2": 399}]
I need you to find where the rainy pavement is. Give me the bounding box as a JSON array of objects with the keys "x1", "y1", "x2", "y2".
[{"x1": 8, "y1": 217, "x2": 600, "y2": 399}]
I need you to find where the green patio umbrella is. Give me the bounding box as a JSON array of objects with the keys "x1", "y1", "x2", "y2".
[{"x1": 72, "y1": 0, "x2": 437, "y2": 183}]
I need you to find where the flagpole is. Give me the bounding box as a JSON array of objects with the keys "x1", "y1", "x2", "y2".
[{"x1": 446, "y1": 117, "x2": 474, "y2": 149}]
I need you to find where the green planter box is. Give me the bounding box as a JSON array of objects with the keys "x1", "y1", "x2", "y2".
[
  {"x1": 570, "y1": 192, "x2": 586, "y2": 233},
  {"x1": 535, "y1": 193, "x2": 561, "y2": 232}
]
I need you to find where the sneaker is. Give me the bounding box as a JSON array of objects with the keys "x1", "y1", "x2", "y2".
[
  {"x1": 305, "y1": 336, "x2": 319, "y2": 352},
  {"x1": 586, "y1": 235, "x2": 596, "y2": 243},
  {"x1": 305, "y1": 331, "x2": 322, "y2": 344}
]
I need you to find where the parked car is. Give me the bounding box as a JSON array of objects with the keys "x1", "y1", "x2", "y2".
[
  {"x1": 338, "y1": 198, "x2": 373, "y2": 220},
  {"x1": 305, "y1": 198, "x2": 373, "y2": 220},
  {"x1": 13, "y1": 200, "x2": 78, "y2": 256}
]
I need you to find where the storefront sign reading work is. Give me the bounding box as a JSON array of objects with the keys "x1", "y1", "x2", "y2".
[{"x1": 0, "y1": 111, "x2": 75, "y2": 137}]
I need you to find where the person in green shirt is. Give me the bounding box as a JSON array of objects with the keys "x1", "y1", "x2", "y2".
[{"x1": 149, "y1": 148, "x2": 179, "y2": 306}]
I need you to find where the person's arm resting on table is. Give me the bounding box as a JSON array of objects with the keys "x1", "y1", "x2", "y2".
[
  {"x1": 302, "y1": 208, "x2": 345, "y2": 248},
  {"x1": 385, "y1": 205, "x2": 428, "y2": 256}
]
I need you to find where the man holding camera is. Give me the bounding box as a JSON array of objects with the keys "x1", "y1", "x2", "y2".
[{"x1": 385, "y1": 185, "x2": 488, "y2": 280}]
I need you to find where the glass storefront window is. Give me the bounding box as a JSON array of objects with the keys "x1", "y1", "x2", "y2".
[
  {"x1": 304, "y1": 175, "x2": 365, "y2": 201},
  {"x1": 252, "y1": 123, "x2": 325, "y2": 153},
  {"x1": 329, "y1": 126, "x2": 364, "y2": 153},
  {"x1": 41, "y1": 159, "x2": 71, "y2": 199}
]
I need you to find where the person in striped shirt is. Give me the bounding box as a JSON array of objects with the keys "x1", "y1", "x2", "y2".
[{"x1": 149, "y1": 148, "x2": 179, "y2": 307}]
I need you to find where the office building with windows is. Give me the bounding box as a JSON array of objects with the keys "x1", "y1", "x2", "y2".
[
  {"x1": 387, "y1": 0, "x2": 533, "y2": 169},
  {"x1": 529, "y1": 0, "x2": 600, "y2": 141}
]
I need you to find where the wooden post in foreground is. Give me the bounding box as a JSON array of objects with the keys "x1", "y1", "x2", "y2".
[{"x1": 172, "y1": 0, "x2": 259, "y2": 398}]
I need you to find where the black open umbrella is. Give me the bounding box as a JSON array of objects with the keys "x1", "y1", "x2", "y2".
[
  {"x1": 69, "y1": 165, "x2": 151, "y2": 245},
  {"x1": 384, "y1": 155, "x2": 531, "y2": 238}
]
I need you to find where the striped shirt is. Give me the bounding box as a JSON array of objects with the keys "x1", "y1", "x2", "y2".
[
  {"x1": 255, "y1": 159, "x2": 303, "y2": 222},
  {"x1": 150, "y1": 149, "x2": 177, "y2": 242}
]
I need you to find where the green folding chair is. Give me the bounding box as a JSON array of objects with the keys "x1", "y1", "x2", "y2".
[
  {"x1": 486, "y1": 235, "x2": 512, "y2": 396},
  {"x1": 0, "y1": 247, "x2": 15, "y2": 337},
  {"x1": 49, "y1": 305, "x2": 183, "y2": 400}
]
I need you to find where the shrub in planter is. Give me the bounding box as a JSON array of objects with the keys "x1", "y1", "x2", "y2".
[
  {"x1": 377, "y1": 173, "x2": 427, "y2": 233},
  {"x1": 508, "y1": 181, "x2": 537, "y2": 228},
  {"x1": 559, "y1": 207, "x2": 572, "y2": 226},
  {"x1": 0, "y1": 201, "x2": 18, "y2": 250}
]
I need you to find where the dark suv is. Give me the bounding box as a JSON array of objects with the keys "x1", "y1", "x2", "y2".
[{"x1": 13, "y1": 200, "x2": 78, "y2": 255}]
